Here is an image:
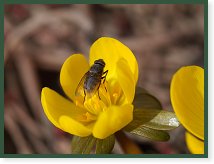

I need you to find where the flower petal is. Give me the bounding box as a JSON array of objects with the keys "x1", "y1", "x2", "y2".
[
  {"x1": 59, "y1": 116, "x2": 92, "y2": 137},
  {"x1": 170, "y1": 66, "x2": 204, "y2": 140},
  {"x1": 89, "y1": 37, "x2": 138, "y2": 84},
  {"x1": 60, "y1": 54, "x2": 89, "y2": 101},
  {"x1": 185, "y1": 131, "x2": 204, "y2": 154},
  {"x1": 93, "y1": 104, "x2": 133, "y2": 139},
  {"x1": 41, "y1": 87, "x2": 92, "y2": 136},
  {"x1": 116, "y1": 58, "x2": 136, "y2": 103}
]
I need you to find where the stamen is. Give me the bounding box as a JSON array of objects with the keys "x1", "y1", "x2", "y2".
[
  {"x1": 113, "y1": 93, "x2": 119, "y2": 104},
  {"x1": 84, "y1": 99, "x2": 98, "y2": 115},
  {"x1": 98, "y1": 100, "x2": 108, "y2": 112},
  {"x1": 75, "y1": 99, "x2": 84, "y2": 108},
  {"x1": 77, "y1": 112, "x2": 97, "y2": 122},
  {"x1": 110, "y1": 82, "x2": 124, "y2": 105},
  {"x1": 99, "y1": 83, "x2": 111, "y2": 106},
  {"x1": 75, "y1": 80, "x2": 125, "y2": 117},
  {"x1": 83, "y1": 94, "x2": 108, "y2": 115},
  {"x1": 116, "y1": 93, "x2": 127, "y2": 105},
  {"x1": 85, "y1": 112, "x2": 97, "y2": 121}
]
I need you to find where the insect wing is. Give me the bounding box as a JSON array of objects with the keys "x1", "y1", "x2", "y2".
[
  {"x1": 75, "y1": 72, "x2": 88, "y2": 97},
  {"x1": 86, "y1": 80, "x2": 101, "y2": 98}
]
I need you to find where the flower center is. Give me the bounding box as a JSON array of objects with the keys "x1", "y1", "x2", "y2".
[{"x1": 75, "y1": 80, "x2": 125, "y2": 116}]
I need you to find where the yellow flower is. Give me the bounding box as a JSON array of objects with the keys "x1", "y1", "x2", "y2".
[
  {"x1": 170, "y1": 66, "x2": 204, "y2": 154},
  {"x1": 41, "y1": 37, "x2": 138, "y2": 139}
]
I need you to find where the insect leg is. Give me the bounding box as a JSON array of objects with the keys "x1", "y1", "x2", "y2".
[
  {"x1": 101, "y1": 70, "x2": 108, "y2": 83},
  {"x1": 101, "y1": 70, "x2": 108, "y2": 92},
  {"x1": 83, "y1": 89, "x2": 86, "y2": 103},
  {"x1": 97, "y1": 81, "x2": 101, "y2": 100}
]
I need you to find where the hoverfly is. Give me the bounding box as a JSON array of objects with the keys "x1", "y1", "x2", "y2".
[{"x1": 75, "y1": 59, "x2": 108, "y2": 102}]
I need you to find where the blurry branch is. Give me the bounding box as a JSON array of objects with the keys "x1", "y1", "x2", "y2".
[
  {"x1": 10, "y1": 102, "x2": 44, "y2": 140},
  {"x1": 6, "y1": 104, "x2": 51, "y2": 154},
  {"x1": 13, "y1": 45, "x2": 43, "y2": 122},
  {"x1": 5, "y1": 106, "x2": 33, "y2": 154},
  {"x1": 5, "y1": 46, "x2": 56, "y2": 153},
  {"x1": 121, "y1": 23, "x2": 203, "y2": 54},
  {"x1": 26, "y1": 133, "x2": 51, "y2": 154},
  {"x1": 5, "y1": 8, "x2": 93, "y2": 64},
  {"x1": 14, "y1": 47, "x2": 59, "y2": 150},
  {"x1": 31, "y1": 48, "x2": 71, "y2": 71}
]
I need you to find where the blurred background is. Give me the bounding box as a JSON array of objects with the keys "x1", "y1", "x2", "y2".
[{"x1": 4, "y1": 4, "x2": 204, "y2": 154}]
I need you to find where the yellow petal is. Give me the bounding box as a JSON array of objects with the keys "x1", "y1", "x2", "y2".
[
  {"x1": 93, "y1": 104, "x2": 133, "y2": 139},
  {"x1": 60, "y1": 54, "x2": 89, "y2": 101},
  {"x1": 59, "y1": 116, "x2": 92, "y2": 137},
  {"x1": 185, "y1": 131, "x2": 204, "y2": 154},
  {"x1": 89, "y1": 37, "x2": 138, "y2": 84},
  {"x1": 41, "y1": 87, "x2": 92, "y2": 136},
  {"x1": 170, "y1": 66, "x2": 204, "y2": 140},
  {"x1": 116, "y1": 58, "x2": 135, "y2": 103}
]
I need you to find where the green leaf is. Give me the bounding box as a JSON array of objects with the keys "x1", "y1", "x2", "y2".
[
  {"x1": 96, "y1": 135, "x2": 115, "y2": 154},
  {"x1": 133, "y1": 87, "x2": 162, "y2": 110},
  {"x1": 71, "y1": 135, "x2": 96, "y2": 154},
  {"x1": 143, "y1": 110, "x2": 180, "y2": 130},
  {"x1": 130, "y1": 126, "x2": 170, "y2": 141},
  {"x1": 124, "y1": 109, "x2": 180, "y2": 131},
  {"x1": 124, "y1": 108, "x2": 160, "y2": 131},
  {"x1": 123, "y1": 87, "x2": 178, "y2": 142}
]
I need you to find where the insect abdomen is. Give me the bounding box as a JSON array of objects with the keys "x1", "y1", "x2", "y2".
[{"x1": 84, "y1": 76, "x2": 101, "y2": 93}]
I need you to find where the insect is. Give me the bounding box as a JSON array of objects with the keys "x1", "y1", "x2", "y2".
[{"x1": 75, "y1": 59, "x2": 108, "y2": 102}]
